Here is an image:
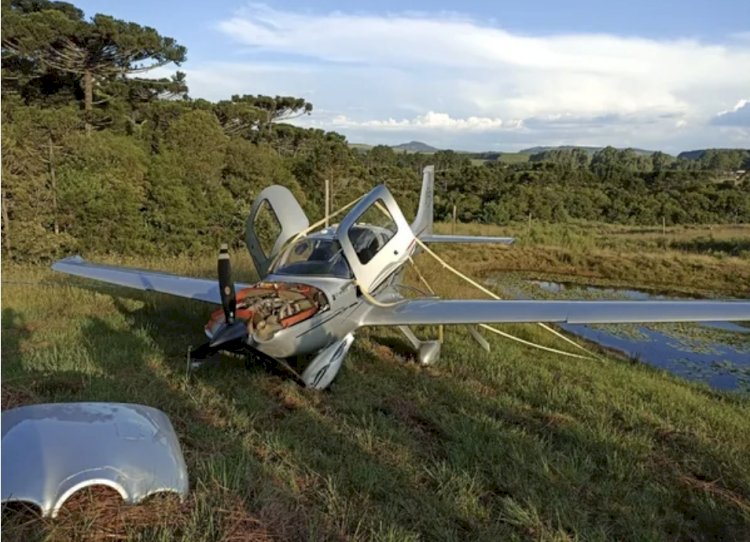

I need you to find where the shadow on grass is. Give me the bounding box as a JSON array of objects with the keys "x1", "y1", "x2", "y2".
[
  {"x1": 1, "y1": 308, "x2": 35, "y2": 408},
  {"x1": 1, "y1": 298, "x2": 302, "y2": 540},
  {"x1": 113, "y1": 297, "x2": 750, "y2": 540}
]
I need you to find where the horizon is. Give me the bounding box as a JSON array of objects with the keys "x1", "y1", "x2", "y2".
[
  {"x1": 72, "y1": 1, "x2": 750, "y2": 153},
  {"x1": 349, "y1": 140, "x2": 748, "y2": 155}
]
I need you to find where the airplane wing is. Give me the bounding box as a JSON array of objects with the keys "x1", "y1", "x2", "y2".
[
  {"x1": 419, "y1": 234, "x2": 515, "y2": 245},
  {"x1": 52, "y1": 256, "x2": 247, "y2": 304},
  {"x1": 362, "y1": 299, "x2": 750, "y2": 326}
]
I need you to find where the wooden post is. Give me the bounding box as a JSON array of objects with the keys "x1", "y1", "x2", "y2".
[
  {"x1": 528, "y1": 212, "x2": 532, "y2": 235},
  {"x1": 48, "y1": 135, "x2": 59, "y2": 235},
  {"x1": 662, "y1": 216, "x2": 666, "y2": 236},
  {"x1": 324, "y1": 179, "x2": 330, "y2": 228},
  {"x1": 83, "y1": 70, "x2": 93, "y2": 134},
  {"x1": 1, "y1": 189, "x2": 10, "y2": 259},
  {"x1": 452, "y1": 204, "x2": 457, "y2": 234}
]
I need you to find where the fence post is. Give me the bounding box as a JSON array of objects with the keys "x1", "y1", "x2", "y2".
[{"x1": 325, "y1": 179, "x2": 330, "y2": 228}]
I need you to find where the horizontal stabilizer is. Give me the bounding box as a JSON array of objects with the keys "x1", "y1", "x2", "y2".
[
  {"x1": 420, "y1": 234, "x2": 515, "y2": 245},
  {"x1": 52, "y1": 256, "x2": 248, "y2": 304}
]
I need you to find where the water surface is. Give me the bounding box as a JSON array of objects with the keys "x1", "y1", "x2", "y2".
[{"x1": 499, "y1": 279, "x2": 750, "y2": 392}]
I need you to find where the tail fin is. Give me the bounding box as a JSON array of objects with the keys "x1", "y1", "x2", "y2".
[{"x1": 411, "y1": 165, "x2": 434, "y2": 237}]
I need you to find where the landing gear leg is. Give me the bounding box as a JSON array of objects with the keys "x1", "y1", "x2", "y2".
[{"x1": 397, "y1": 326, "x2": 441, "y2": 365}]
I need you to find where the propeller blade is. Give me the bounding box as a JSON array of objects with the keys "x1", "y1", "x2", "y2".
[
  {"x1": 218, "y1": 243, "x2": 236, "y2": 324},
  {"x1": 209, "y1": 320, "x2": 248, "y2": 348}
]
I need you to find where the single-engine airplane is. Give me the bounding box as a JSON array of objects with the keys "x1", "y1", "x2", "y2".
[{"x1": 53, "y1": 167, "x2": 750, "y2": 389}]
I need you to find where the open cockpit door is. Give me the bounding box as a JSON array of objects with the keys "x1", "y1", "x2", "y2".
[
  {"x1": 336, "y1": 184, "x2": 415, "y2": 293},
  {"x1": 245, "y1": 186, "x2": 309, "y2": 279}
]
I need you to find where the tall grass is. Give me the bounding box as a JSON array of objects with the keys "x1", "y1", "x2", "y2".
[{"x1": 434, "y1": 221, "x2": 750, "y2": 296}]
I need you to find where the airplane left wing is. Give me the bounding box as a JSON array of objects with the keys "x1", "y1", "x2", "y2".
[
  {"x1": 362, "y1": 299, "x2": 750, "y2": 326},
  {"x1": 52, "y1": 256, "x2": 245, "y2": 304}
]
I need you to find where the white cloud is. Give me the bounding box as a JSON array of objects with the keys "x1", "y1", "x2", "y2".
[
  {"x1": 327, "y1": 111, "x2": 521, "y2": 131},
  {"x1": 712, "y1": 98, "x2": 750, "y2": 126},
  {"x1": 191, "y1": 5, "x2": 750, "y2": 150}
]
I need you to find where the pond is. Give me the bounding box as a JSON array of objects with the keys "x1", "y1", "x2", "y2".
[{"x1": 499, "y1": 279, "x2": 750, "y2": 392}]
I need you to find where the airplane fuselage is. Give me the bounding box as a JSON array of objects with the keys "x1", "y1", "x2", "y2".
[{"x1": 206, "y1": 225, "x2": 413, "y2": 361}]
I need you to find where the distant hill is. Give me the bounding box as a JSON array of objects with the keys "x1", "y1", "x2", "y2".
[
  {"x1": 351, "y1": 143, "x2": 747, "y2": 160},
  {"x1": 348, "y1": 141, "x2": 441, "y2": 153},
  {"x1": 678, "y1": 150, "x2": 707, "y2": 160},
  {"x1": 520, "y1": 145, "x2": 655, "y2": 156},
  {"x1": 520, "y1": 145, "x2": 601, "y2": 155},
  {"x1": 348, "y1": 143, "x2": 373, "y2": 153},
  {"x1": 392, "y1": 141, "x2": 440, "y2": 153},
  {"x1": 677, "y1": 148, "x2": 750, "y2": 160}
]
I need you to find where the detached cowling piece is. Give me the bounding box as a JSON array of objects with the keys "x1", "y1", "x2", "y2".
[{"x1": 1, "y1": 402, "x2": 189, "y2": 518}]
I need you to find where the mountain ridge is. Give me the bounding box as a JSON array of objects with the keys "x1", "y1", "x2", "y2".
[
  {"x1": 347, "y1": 141, "x2": 748, "y2": 159},
  {"x1": 391, "y1": 140, "x2": 441, "y2": 152}
]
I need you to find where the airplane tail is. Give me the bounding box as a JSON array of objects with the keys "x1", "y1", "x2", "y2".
[
  {"x1": 411, "y1": 166, "x2": 434, "y2": 237},
  {"x1": 411, "y1": 164, "x2": 515, "y2": 246}
]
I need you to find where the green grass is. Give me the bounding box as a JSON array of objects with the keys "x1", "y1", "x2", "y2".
[
  {"x1": 3, "y1": 227, "x2": 750, "y2": 541},
  {"x1": 497, "y1": 153, "x2": 531, "y2": 164}
]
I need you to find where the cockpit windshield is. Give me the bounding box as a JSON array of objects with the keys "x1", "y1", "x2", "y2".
[{"x1": 270, "y1": 237, "x2": 353, "y2": 278}]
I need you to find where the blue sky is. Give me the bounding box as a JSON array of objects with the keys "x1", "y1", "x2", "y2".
[{"x1": 76, "y1": 1, "x2": 750, "y2": 152}]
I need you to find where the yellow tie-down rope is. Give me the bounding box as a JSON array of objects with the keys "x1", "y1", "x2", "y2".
[
  {"x1": 365, "y1": 200, "x2": 597, "y2": 360},
  {"x1": 417, "y1": 239, "x2": 598, "y2": 359},
  {"x1": 412, "y1": 237, "x2": 600, "y2": 361},
  {"x1": 306, "y1": 197, "x2": 598, "y2": 361}
]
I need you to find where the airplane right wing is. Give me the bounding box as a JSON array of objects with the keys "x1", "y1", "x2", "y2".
[
  {"x1": 361, "y1": 299, "x2": 750, "y2": 326},
  {"x1": 52, "y1": 256, "x2": 250, "y2": 304}
]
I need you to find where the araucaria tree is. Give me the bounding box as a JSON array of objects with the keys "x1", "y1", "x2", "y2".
[{"x1": 1, "y1": 0, "x2": 186, "y2": 118}]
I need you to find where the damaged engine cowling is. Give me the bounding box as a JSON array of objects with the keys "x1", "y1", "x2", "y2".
[{"x1": 205, "y1": 282, "x2": 328, "y2": 342}]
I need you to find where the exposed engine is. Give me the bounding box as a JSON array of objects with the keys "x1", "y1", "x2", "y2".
[{"x1": 205, "y1": 282, "x2": 328, "y2": 342}]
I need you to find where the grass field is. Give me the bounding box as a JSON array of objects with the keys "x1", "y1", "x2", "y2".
[
  {"x1": 2, "y1": 222, "x2": 750, "y2": 541},
  {"x1": 467, "y1": 153, "x2": 531, "y2": 166},
  {"x1": 496, "y1": 153, "x2": 531, "y2": 165},
  {"x1": 435, "y1": 221, "x2": 750, "y2": 296}
]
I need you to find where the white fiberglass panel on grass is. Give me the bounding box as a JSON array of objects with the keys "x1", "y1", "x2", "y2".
[{"x1": 1, "y1": 402, "x2": 188, "y2": 518}]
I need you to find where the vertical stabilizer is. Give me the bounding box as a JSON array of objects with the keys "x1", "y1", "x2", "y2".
[{"x1": 411, "y1": 165, "x2": 434, "y2": 237}]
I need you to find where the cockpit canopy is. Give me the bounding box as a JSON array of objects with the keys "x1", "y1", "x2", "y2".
[
  {"x1": 270, "y1": 237, "x2": 353, "y2": 278},
  {"x1": 249, "y1": 182, "x2": 415, "y2": 290}
]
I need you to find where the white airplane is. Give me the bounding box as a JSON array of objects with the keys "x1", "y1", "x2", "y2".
[{"x1": 53, "y1": 167, "x2": 750, "y2": 389}]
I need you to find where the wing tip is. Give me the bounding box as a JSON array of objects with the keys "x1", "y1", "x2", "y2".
[{"x1": 52, "y1": 255, "x2": 85, "y2": 270}]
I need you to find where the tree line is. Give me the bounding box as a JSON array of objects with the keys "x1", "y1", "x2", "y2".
[{"x1": 2, "y1": 0, "x2": 748, "y2": 262}]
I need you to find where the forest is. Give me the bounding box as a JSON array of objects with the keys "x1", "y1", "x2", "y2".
[{"x1": 2, "y1": 0, "x2": 749, "y2": 262}]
